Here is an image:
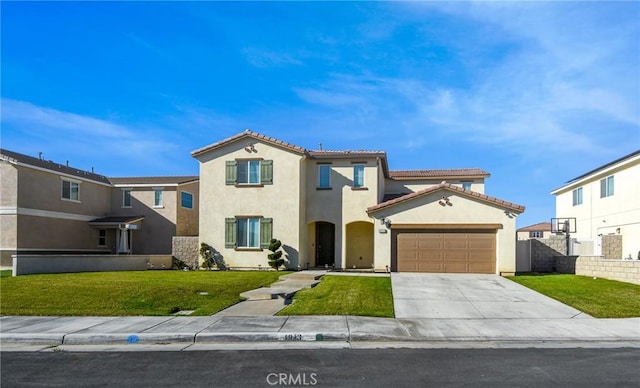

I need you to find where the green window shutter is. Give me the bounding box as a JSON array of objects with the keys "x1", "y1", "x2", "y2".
[
  {"x1": 261, "y1": 160, "x2": 273, "y2": 185},
  {"x1": 225, "y1": 218, "x2": 237, "y2": 248},
  {"x1": 260, "y1": 218, "x2": 273, "y2": 249},
  {"x1": 225, "y1": 161, "x2": 237, "y2": 185}
]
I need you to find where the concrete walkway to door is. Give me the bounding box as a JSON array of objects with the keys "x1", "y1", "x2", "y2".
[{"x1": 391, "y1": 273, "x2": 592, "y2": 319}]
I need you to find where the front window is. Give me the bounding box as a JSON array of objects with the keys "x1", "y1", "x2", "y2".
[
  {"x1": 61, "y1": 179, "x2": 80, "y2": 201},
  {"x1": 353, "y1": 164, "x2": 365, "y2": 188},
  {"x1": 462, "y1": 181, "x2": 472, "y2": 191},
  {"x1": 572, "y1": 187, "x2": 583, "y2": 206},
  {"x1": 181, "y1": 191, "x2": 193, "y2": 209},
  {"x1": 237, "y1": 160, "x2": 261, "y2": 184},
  {"x1": 600, "y1": 176, "x2": 614, "y2": 198},
  {"x1": 237, "y1": 218, "x2": 260, "y2": 248},
  {"x1": 122, "y1": 189, "x2": 132, "y2": 207},
  {"x1": 154, "y1": 189, "x2": 163, "y2": 207},
  {"x1": 318, "y1": 165, "x2": 331, "y2": 188},
  {"x1": 98, "y1": 229, "x2": 107, "y2": 246}
]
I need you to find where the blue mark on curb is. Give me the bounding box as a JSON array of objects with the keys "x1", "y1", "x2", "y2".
[{"x1": 127, "y1": 335, "x2": 139, "y2": 344}]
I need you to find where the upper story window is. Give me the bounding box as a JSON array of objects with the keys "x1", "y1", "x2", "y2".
[
  {"x1": 153, "y1": 188, "x2": 163, "y2": 208},
  {"x1": 318, "y1": 165, "x2": 331, "y2": 189},
  {"x1": 462, "y1": 181, "x2": 472, "y2": 191},
  {"x1": 226, "y1": 159, "x2": 273, "y2": 186},
  {"x1": 353, "y1": 164, "x2": 365, "y2": 188},
  {"x1": 529, "y1": 231, "x2": 543, "y2": 238},
  {"x1": 572, "y1": 187, "x2": 583, "y2": 206},
  {"x1": 181, "y1": 191, "x2": 193, "y2": 209},
  {"x1": 61, "y1": 179, "x2": 80, "y2": 202},
  {"x1": 600, "y1": 175, "x2": 614, "y2": 198},
  {"x1": 122, "y1": 189, "x2": 132, "y2": 208}
]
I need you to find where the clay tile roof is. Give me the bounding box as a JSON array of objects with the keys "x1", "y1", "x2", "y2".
[
  {"x1": 0, "y1": 148, "x2": 112, "y2": 185},
  {"x1": 308, "y1": 150, "x2": 387, "y2": 159},
  {"x1": 366, "y1": 183, "x2": 525, "y2": 214},
  {"x1": 517, "y1": 222, "x2": 552, "y2": 232},
  {"x1": 389, "y1": 168, "x2": 490, "y2": 180},
  {"x1": 108, "y1": 176, "x2": 199, "y2": 185},
  {"x1": 191, "y1": 129, "x2": 306, "y2": 157}
]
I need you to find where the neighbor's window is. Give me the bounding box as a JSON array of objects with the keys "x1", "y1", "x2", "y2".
[
  {"x1": 181, "y1": 191, "x2": 193, "y2": 209},
  {"x1": 600, "y1": 176, "x2": 614, "y2": 198},
  {"x1": 529, "y1": 231, "x2": 543, "y2": 238},
  {"x1": 353, "y1": 164, "x2": 365, "y2": 188},
  {"x1": 318, "y1": 165, "x2": 331, "y2": 189},
  {"x1": 98, "y1": 229, "x2": 107, "y2": 246},
  {"x1": 122, "y1": 189, "x2": 132, "y2": 207},
  {"x1": 154, "y1": 189, "x2": 163, "y2": 207},
  {"x1": 572, "y1": 187, "x2": 583, "y2": 206},
  {"x1": 61, "y1": 179, "x2": 80, "y2": 201},
  {"x1": 462, "y1": 181, "x2": 472, "y2": 191}
]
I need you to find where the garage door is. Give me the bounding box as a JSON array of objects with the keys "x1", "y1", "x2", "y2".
[{"x1": 396, "y1": 230, "x2": 496, "y2": 273}]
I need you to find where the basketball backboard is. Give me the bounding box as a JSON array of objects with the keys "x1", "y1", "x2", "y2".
[{"x1": 551, "y1": 217, "x2": 577, "y2": 234}]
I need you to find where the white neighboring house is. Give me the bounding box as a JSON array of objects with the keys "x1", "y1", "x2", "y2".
[{"x1": 550, "y1": 150, "x2": 640, "y2": 260}]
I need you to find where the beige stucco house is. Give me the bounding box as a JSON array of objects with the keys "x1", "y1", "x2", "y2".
[
  {"x1": 0, "y1": 149, "x2": 198, "y2": 267},
  {"x1": 517, "y1": 222, "x2": 553, "y2": 240},
  {"x1": 550, "y1": 150, "x2": 640, "y2": 260},
  {"x1": 192, "y1": 130, "x2": 525, "y2": 274}
]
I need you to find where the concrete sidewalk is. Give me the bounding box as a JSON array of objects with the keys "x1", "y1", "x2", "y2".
[{"x1": 1, "y1": 315, "x2": 639, "y2": 351}]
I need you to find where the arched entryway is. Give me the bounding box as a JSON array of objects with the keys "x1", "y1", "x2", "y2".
[{"x1": 345, "y1": 221, "x2": 374, "y2": 269}]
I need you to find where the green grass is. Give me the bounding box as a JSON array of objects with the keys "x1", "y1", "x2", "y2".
[
  {"x1": 507, "y1": 274, "x2": 640, "y2": 318},
  {"x1": 0, "y1": 270, "x2": 288, "y2": 316},
  {"x1": 0, "y1": 270, "x2": 12, "y2": 278},
  {"x1": 278, "y1": 275, "x2": 394, "y2": 318}
]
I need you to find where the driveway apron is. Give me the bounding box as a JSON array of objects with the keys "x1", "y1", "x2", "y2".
[{"x1": 391, "y1": 273, "x2": 591, "y2": 319}]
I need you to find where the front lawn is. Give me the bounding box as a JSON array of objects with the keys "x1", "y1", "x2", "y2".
[
  {"x1": 0, "y1": 270, "x2": 288, "y2": 316},
  {"x1": 507, "y1": 274, "x2": 640, "y2": 318},
  {"x1": 278, "y1": 275, "x2": 394, "y2": 318}
]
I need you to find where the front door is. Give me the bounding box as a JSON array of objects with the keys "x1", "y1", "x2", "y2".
[{"x1": 316, "y1": 222, "x2": 335, "y2": 266}]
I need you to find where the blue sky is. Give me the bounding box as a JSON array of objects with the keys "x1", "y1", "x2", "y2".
[{"x1": 2, "y1": 1, "x2": 639, "y2": 228}]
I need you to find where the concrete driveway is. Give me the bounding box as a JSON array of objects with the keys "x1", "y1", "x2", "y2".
[{"x1": 391, "y1": 273, "x2": 591, "y2": 319}]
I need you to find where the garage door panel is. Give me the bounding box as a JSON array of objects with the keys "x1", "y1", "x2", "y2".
[{"x1": 396, "y1": 230, "x2": 496, "y2": 274}]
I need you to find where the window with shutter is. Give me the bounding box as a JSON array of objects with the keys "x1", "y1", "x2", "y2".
[
  {"x1": 226, "y1": 161, "x2": 237, "y2": 185},
  {"x1": 225, "y1": 218, "x2": 237, "y2": 248},
  {"x1": 260, "y1": 218, "x2": 273, "y2": 249}
]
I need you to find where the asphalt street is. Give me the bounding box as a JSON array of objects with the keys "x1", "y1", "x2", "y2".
[{"x1": 2, "y1": 348, "x2": 639, "y2": 388}]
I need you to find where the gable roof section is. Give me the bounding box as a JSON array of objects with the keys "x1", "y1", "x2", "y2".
[
  {"x1": 0, "y1": 148, "x2": 112, "y2": 185},
  {"x1": 191, "y1": 129, "x2": 307, "y2": 157},
  {"x1": 517, "y1": 222, "x2": 552, "y2": 232},
  {"x1": 367, "y1": 183, "x2": 525, "y2": 214},
  {"x1": 389, "y1": 168, "x2": 490, "y2": 180},
  {"x1": 551, "y1": 149, "x2": 640, "y2": 194},
  {"x1": 109, "y1": 176, "x2": 199, "y2": 186}
]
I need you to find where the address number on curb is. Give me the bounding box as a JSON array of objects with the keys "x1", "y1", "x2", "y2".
[{"x1": 278, "y1": 333, "x2": 318, "y2": 341}]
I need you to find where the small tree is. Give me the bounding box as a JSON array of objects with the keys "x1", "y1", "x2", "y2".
[
  {"x1": 199, "y1": 242, "x2": 216, "y2": 270},
  {"x1": 267, "y1": 238, "x2": 285, "y2": 271}
]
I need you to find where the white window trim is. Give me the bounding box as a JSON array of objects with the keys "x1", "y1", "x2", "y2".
[
  {"x1": 600, "y1": 175, "x2": 614, "y2": 198},
  {"x1": 572, "y1": 187, "x2": 583, "y2": 206},
  {"x1": 61, "y1": 177, "x2": 81, "y2": 203},
  {"x1": 153, "y1": 187, "x2": 164, "y2": 208},
  {"x1": 122, "y1": 188, "x2": 133, "y2": 208},
  {"x1": 461, "y1": 181, "x2": 472, "y2": 190},
  {"x1": 237, "y1": 159, "x2": 261, "y2": 185},
  {"x1": 181, "y1": 191, "x2": 194, "y2": 210},
  {"x1": 237, "y1": 217, "x2": 261, "y2": 249}
]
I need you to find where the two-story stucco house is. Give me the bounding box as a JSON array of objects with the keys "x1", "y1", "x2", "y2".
[
  {"x1": 192, "y1": 130, "x2": 525, "y2": 274},
  {"x1": 550, "y1": 150, "x2": 640, "y2": 260},
  {"x1": 0, "y1": 149, "x2": 199, "y2": 267},
  {"x1": 517, "y1": 222, "x2": 553, "y2": 240}
]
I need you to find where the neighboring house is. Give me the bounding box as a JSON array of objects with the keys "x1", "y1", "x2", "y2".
[
  {"x1": 192, "y1": 130, "x2": 525, "y2": 274},
  {"x1": 0, "y1": 149, "x2": 198, "y2": 267},
  {"x1": 550, "y1": 150, "x2": 640, "y2": 260},
  {"x1": 517, "y1": 222, "x2": 553, "y2": 240}
]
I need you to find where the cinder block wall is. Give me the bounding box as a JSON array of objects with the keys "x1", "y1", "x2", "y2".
[
  {"x1": 172, "y1": 236, "x2": 199, "y2": 267},
  {"x1": 574, "y1": 256, "x2": 640, "y2": 285},
  {"x1": 602, "y1": 235, "x2": 623, "y2": 260},
  {"x1": 530, "y1": 236, "x2": 567, "y2": 272}
]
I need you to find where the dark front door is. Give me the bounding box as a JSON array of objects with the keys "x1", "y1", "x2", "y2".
[{"x1": 316, "y1": 222, "x2": 335, "y2": 266}]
